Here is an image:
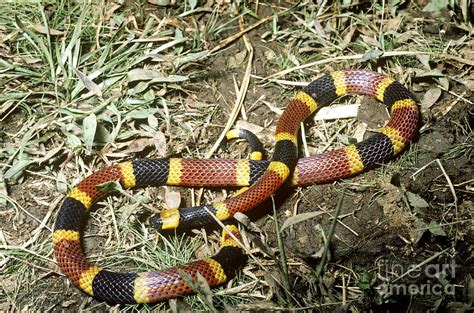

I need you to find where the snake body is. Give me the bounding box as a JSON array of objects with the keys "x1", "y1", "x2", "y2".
[{"x1": 53, "y1": 70, "x2": 419, "y2": 304}]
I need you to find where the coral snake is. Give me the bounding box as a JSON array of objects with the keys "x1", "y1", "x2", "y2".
[{"x1": 53, "y1": 70, "x2": 419, "y2": 304}]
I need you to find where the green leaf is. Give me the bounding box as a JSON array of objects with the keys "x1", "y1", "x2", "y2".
[
  {"x1": 97, "y1": 181, "x2": 121, "y2": 193},
  {"x1": 96, "y1": 124, "x2": 112, "y2": 144},
  {"x1": 406, "y1": 191, "x2": 429, "y2": 209},
  {"x1": 422, "y1": 0, "x2": 449, "y2": 12},
  {"x1": 188, "y1": 0, "x2": 198, "y2": 10},
  {"x1": 174, "y1": 51, "x2": 208, "y2": 67},
  {"x1": 14, "y1": 15, "x2": 55, "y2": 80},
  {"x1": 427, "y1": 221, "x2": 447, "y2": 236},
  {"x1": 389, "y1": 0, "x2": 402, "y2": 16},
  {"x1": 148, "y1": 114, "x2": 159, "y2": 130},
  {"x1": 340, "y1": 135, "x2": 357, "y2": 146},
  {"x1": 437, "y1": 77, "x2": 449, "y2": 90},
  {"x1": 0, "y1": 176, "x2": 7, "y2": 206},
  {"x1": 83, "y1": 113, "x2": 97, "y2": 152},
  {"x1": 416, "y1": 69, "x2": 444, "y2": 78},
  {"x1": 413, "y1": 218, "x2": 427, "y2": 244},
  {"x1": 362, "y1": 50, "x2": 383, "y2": 61},
  {"x1": 358, "y1": 271, "x2": 372, "y2": 289},
  {"x1": 126, "y1": 108, "x2": 159, "y2": 120},
  {"x1": 67, "y1": 134, "x2": 82, "y2": 151},
  {"x1": 4, "y1": 158, "x2": 34, "y2": 179},
  {"x1": 37, "y1": 144, "x2": 64, "y2": 164},
  {"x1": 127, "y1": 69, "x2": 188, "y2": 83},
  {"x1": 143, "y1": 90, "x2": 155, "y2": 102},
  {"x1": 280, "y1": 211, "x2": 325, "y2": 233}
]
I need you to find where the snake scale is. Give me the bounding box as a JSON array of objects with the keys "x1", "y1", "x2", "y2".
[{"x1": 53, "y1": 70, "x2": 419, "y2": 304}]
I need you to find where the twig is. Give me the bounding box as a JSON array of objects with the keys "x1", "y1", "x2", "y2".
[
  {"x1": 437, "y1": 85, "x2": 473, "y2": 105},
  {"x1": 207, "y1": 5, "x2": 295, "y2": 56},
  {"x1": 412, "y1": 159, "x2": 458, "y2": 208},
  {"x1": 435, "y1": 159, "x2": 458, "y2": 207},
  {"x1": 272, "y1": 196, "x2": 291, "y2": 294},
  {"x1": 391, "y1": 248, "x2": 449, "y2": 283},
  {"x1": 264, "y1": 51, "x2": 474, "y2": 80}
]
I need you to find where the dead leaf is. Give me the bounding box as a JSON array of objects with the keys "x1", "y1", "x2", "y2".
[
  {"x1": 459, "y1": 0, "x2": 469, "y2": 22},
  {"x1": 123, "y1": 137, "x2": 155, "y2": 153},
  {"x1": 104, "y1": 5, "x2": 121, "y2": 20},
  {"x1": 153, "y1": 131, "x2": 167, "y2": 157},
  {"x1": 421, "y1": 87, "x2": 442, "y2": 109},
  {"x1": 313, "y1": 20, "x2": 328, "y2": 39},
  {"x1": 416, "y1": 54, "x2": 431, "y2": 69},
  {"x1": 147, "y1": 0, "x2": 174, "y2": 6},
  {"x1": 61, "y1": 299, "x2": 77, "y2": 308},
  {"x1": 127, "y1": 69, "x2": 164, "y2": 81},
  {"x1": 127, "y1": 69, "x2": 188, "y2": 83},
  {"x1": 164, "y1": 187, "x2": 181, "y2": 210},
  {"x1": 228, "y1": 50, "x2": 247, "y2": 69},
  {"x1": 236, "y1": 301, "x2": 283, "y2": 311},
  {"x1": 71, "y1": 66, "x2": 102, "y2": 97},
  {"x1": 235, "y1": 120, "x2": 274, "y2": 144},
  {"x1": 385, "y1": 17, "x2": 402, "y2": 32},
  {"x1": 461, "y1": 79, "x2": 474, "y2": 91},
  {"x1": 353, "y1": 122, "x2": 368, "y2": 142},
  {"x1": 360, "y1": 35, "x2": 381, "y2": 49},
  {"x1": 32, "y1": 24, "x2": 65, "y2": 36},
  {"x1": 313, "y1": 104, "x2": 359, "y2": 121},
  {"x1": 454, "y1": 39, "x2": 474, "y2": 64},
  {"x1": 396, "y1": 30, "x2": 420, "y2": 44},
  {"x1": 338, "y1": 27, "x2": 356, "y2": 50}
]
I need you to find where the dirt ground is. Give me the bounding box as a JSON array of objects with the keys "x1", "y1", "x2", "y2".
[{"x1": 0, "y1": 1, "x2": 473, "y2": 312}]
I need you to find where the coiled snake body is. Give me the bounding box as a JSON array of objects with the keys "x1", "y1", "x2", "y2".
[{"x1": 53, "y1": 70, "x2": 419, "y2": 304}]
